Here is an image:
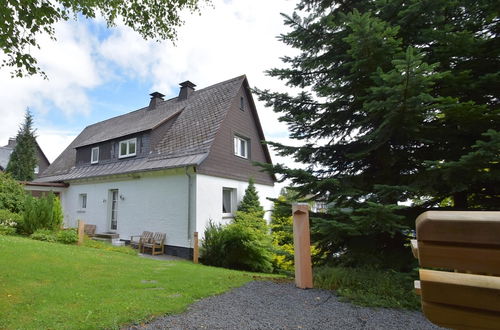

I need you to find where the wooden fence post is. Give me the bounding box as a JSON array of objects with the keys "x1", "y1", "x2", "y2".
[
  {"x1": 77, "y1": 219, "x2": 85, "y2": 246},
  {"x1": 292, "y1": 203, "x2": 313, "y2": 289},
  {"x1": 193, "y1": 232, "x2": 199, "y2": 264}
]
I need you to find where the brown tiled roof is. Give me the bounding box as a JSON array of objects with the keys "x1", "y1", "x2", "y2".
[{"x1": 36, "y1": 75, "x2": 246, "y2": 182}]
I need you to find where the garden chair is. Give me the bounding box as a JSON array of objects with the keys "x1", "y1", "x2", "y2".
[
  {"x1": 141, "y1": 232, "x2": 166, "y2": 255},
  {"x1": 83, "y1": 224, "x2": 96, "y2": 237},
  {"x1": 412, "y1": 211, "x2": 500, "y2": 329},
  {"x1": 130, "y1": 231, "x2": 153, "y2": 250}
]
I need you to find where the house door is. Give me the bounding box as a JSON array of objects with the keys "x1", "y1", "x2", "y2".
[{"x1": 109, "y1": 189, "x2": 118, "y2": 231}]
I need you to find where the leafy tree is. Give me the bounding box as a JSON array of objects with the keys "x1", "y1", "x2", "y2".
[
  {"x1": 0, "y1": 172, "x2": 26, "y2": 213},
  {"x1": 257, "y1": 1, "x2": 500, "y2": 270},
  {"x1": 6, "y1": 109, "x2": 38, "y2": 181},
  {"x1": 1, "y1": 0, "x2": 208, "y2": 78}
]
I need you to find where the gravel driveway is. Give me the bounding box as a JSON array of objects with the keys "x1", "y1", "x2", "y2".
[{"x1": 126, "y1": 281, "x2": 441, "y2": 330}]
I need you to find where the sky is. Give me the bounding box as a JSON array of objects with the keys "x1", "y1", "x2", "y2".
[{"x1": 0, "y1": 0, "x2": 301, "y2": 171}]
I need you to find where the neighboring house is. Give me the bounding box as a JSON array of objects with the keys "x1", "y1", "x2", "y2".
[
  {"x1": 0, "y1": 138, "x2": 50, "y2": 176},
  {"x1": 35, "y1": 75, "x2": 277, "y2": 258}
]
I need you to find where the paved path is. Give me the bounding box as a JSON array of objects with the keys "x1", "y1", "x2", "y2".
[{"x1": 126, "y1": 281, "x2": 441, "y2": 330}]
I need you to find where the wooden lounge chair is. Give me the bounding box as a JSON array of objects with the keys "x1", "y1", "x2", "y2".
[
  {"x1": 130, "y1": 231, "x2": 153, "y2": 250},
  {"x1": 141, "y1": 232, "x2": 166, "y2": 255}
]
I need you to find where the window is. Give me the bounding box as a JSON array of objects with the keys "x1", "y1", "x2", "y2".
[
  {"x1": 118, "y1": 138, "x2": 137, "y2": 158},
  {"x1": 79, "y1": 193, "x2": 87, "y2": 210},
  {"x1": 240, "y1": 96, "x2": 245, "y2": 110},
  {"x1": 222, "y1": 188, "x2": 235, "y2": 216},
  {"x1": 234, "y1": 136, "x2": 249, "y2": 159},
  {"x1": 34, "y1": 165, "x2": 39, "y2": 174},
  {"x1": 91, "y1": 147, "x2": 99, "y2": 164}
]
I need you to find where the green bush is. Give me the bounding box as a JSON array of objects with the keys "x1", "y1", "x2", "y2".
[
  {"x1": 22, "y1": 193, "x2": 63, "y2": 235},
  {"x1": 30, "y1": 229, "x2": 57, "y2": 242},
  {"x1": 200, "y1": 220, "x2": 274, "y2": 273},
  {"x1": 0, "y1": 172, "x2": 25, "y2": 213},
  {"x1": 56, "y1": 229, "x2": 78, "y2": 244},
  {"x1": 0, "y1": 209, "x2": 23, "y2": 231},
  {"x1": 313, "y1": 266, "x2": 420, "y2": 310},
  {"x1": 0, "y1": 224, "x2": 16, "y2": 235}
]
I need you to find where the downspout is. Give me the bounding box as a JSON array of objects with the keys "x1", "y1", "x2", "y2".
[{"x1": 185, "y1": 166, "x2": 195, "y2": 245}]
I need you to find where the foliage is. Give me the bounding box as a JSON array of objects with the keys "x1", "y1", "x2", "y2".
[
  {"x1": 83, "y1": 237, "x2": 138, "y2": 255},
  {"x1": 314, "y1": 266, "x2": 420, "y2": 310},
  {"x1": 270, "y1": 195, "x2": 295, "y2": 272},
  {"x1": 0, "y1": 172, "x2": 26, "y2": 213},
  {"x1": 56, "y1": 228, "x2": 78, "y2": 244},
  {"x1": 1, "y1": 0, "x2": 208, "y2": 78},
  {"x1": 0, "y1": 235, "x2": 260, "y2": 329},
  {"x1": 237, "y1": 178, "x2": 264, "y2": 216},
  {"x1": 234, "y1": 211, "x2": 268, "y2": 233},
  {"x1": 0, "y1": 225, "x2": 16, "y2": 235},
  {"x1": 256, "y1": 0, "x2": 500, "y2": 270},
  {"x1": 200, "y1": 221, "x2": 274, "y2": 273},
  {"x1": 0, "y1": 209, "x2": 23, "y2": 231},
  {"x1": 22, "y1": 193, "x2": 63, "y2": 235},
  {"x1": 30, "y1": 229, "x2": 57, "y2": 242},
  {"x1": 6, "y1": 109, "x2": 38, "y2": 181}
]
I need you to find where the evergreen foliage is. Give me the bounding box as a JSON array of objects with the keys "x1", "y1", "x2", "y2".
[
  {"x1": 237, "y1": 178, "x2": 264, "y2": 215},
  {"x1": 257, "y1": 1, "x2": 500, "y2": 270},
  {"x1": 0, "y1": 172, "x2": 26, "y2": 213},
  {"x1": 6, "y1": 109, "x2": 38, "y2": 181},
  {"x1": 22, "y1": 192, "x2": 63, "y2": 235}
]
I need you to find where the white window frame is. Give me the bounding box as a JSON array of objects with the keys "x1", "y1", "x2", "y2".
[
  {"x1": 222, "y1": 188, "x2": 236, "y2": 218},
  {"x1": 34, "y1": 165, "x2": 39, "y2": 174},
  {"x1": 91, "y1": 147, "x2": 99, "y2": 164},
  {"x1": 118, "y1": 138, "x2": 137, "y2": 158},
  {"x1": 234, "y1": 136, "x2": 249, "y2": 159},
  {"x1": 78, "y1": 193, "x2": 87, "y2": 212}
]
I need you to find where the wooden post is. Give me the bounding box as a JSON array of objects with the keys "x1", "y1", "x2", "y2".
[
  {"x1": 193, "y1": 232, "x2": 199, "y2": 264},
  {"x1": 77, "y1": 219, "x2": 85, "y2": 246},
  {"x1": 292, "y1": 203, "x2": 313, "y2": 289}
]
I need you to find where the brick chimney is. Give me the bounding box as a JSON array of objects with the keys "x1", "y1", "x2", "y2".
[
  {"x1": 178, "y1": 81, "x2": 196, "y2": 100},
  {"x1": 148, "y1": 91, "x2": 165, "y2": 110}
]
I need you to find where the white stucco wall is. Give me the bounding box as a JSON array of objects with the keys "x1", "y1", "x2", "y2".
[
  {"x1": 195, "y1": 174, "x2": 276, "y2": 237},
  {"x1": 61, "y1": 169, "x2": 190, "y2": 248}
]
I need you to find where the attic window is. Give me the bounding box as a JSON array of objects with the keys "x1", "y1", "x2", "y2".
[
  {"x1": 119, "y1": 138, "x2": 137, "y2": 158},
  {"x1": 234, "y1": 136, "x2": 249, "y2": 159},
  {"x1": 91, "y1": 147, "x2": 99, "y2": 164},
  {"x1": 240, "y1": 96, "x2": 245, "y2": 110}
]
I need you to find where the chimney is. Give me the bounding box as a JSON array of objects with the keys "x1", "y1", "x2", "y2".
[
  {"x1": 178, "y1": 81, "x2": 196, "y2": 100},
  {"x1": 7, "y1": 138, "x2": 16, "y2": 148},
  {"x1": 148, "y1": 91, "x2": 165, "y2": 110}
]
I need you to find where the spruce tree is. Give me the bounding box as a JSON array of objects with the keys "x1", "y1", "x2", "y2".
[
  {"x1": 238, "y1": 178, "x2": 264, "y2": 215},
  {"x1": 6, "y1": 109, "x2": 38, "y2": 181},
  {"x1": 257, "y1": 1, "x2": 500, "y2": 270}
]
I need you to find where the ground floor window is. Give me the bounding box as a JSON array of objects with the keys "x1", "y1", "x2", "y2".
[
  {"x1": 222, "y1": 188, "x2": 235, "y2": 217},
  {"x1": 79, "y1": 193, "x2": 87, "y2": 210}
]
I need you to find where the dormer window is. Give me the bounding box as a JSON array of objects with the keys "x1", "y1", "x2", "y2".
[
  {"x1": 91, "y1": 147, "x2": 99, "y2": 164},
  {"x1": 119, "y1": 138, "x2": 137, "y2": 158},
  {"x1": 234, "y1": 136, "x2": 249, "y2": 159}
]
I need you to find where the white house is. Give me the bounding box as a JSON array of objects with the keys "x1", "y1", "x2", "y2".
[{"x1": 35, "y1": 75, "x2": 277, "y2": 258}]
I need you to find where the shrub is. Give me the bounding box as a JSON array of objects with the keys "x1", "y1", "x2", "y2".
[
  {"x1": 56, "y1": 229, "x2": 78, "y2": 244},
  {"x1": 83, "y1": 238, "x2": 138, "y2": 255},
  {"x1": 30, "y1": 229, "x2": 57, "y2": 242},
  {"x1": 313, "y1": 266, "x2": 420, "y2": 310},
  {"x1": 22, "y1": 193, "x2": 63, "y2": 235},
  {"x1": 0, "y1": 209, "x2": 23, "y2": 231},
  {"x1": 0, "y1": 224, "x2": 16, "y2": 235},
  {"x1": 200, "y1": 221, "x2": 274, "y2": 273},
  {"x1": 0, "y1": 172, "x2": 25, "y2": 213}
]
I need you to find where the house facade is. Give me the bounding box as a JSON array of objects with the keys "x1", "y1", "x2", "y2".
[
  {"x1": 0, "y1": 138, "x2": 50, "y2": 176},
  {"x1": 35, "y1": 76, "x2": 276, "y2": 258}
]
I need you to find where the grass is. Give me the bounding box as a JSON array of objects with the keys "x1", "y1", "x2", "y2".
[
  {"x1": 0, "y1": 235, "x2": 261, "y2": 329},
  {"x1": 313, "y1": 266, "x2": 420, "y2": 310}
]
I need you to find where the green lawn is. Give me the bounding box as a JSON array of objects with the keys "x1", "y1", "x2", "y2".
[{"x1": 0, "y1": 235, "x2": 257, "y2": 329}]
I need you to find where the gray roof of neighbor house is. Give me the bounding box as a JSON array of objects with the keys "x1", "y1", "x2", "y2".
[
  {"x1": 0, "y1": 146, "x2": 13, "y2": 170},
  {"x1": 36, "y1": 75, "x2": 269, "y2": 182}
]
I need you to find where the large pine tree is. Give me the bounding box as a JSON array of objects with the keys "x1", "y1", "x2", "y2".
[
  {"x1": 6, "y1": 109, "x2": 38, "y2": 181},
  {"x1": 257, "y1": 0, "x2": 499, "y2": 270}
]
